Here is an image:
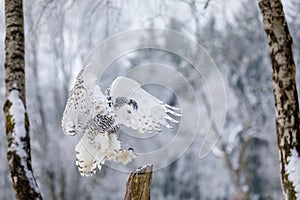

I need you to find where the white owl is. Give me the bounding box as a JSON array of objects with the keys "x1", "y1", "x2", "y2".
[{"x1": 62, "y1": 64, "x2": 180, "y2": 176}]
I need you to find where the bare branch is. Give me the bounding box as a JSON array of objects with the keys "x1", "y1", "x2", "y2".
[{"x1": 204, "y1": 0, "x2": 211, "y2": 9}]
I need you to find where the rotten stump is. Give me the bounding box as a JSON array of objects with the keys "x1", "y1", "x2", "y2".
[{"x1": 124, "y1": 164, "x2": 153, "y2": 200}]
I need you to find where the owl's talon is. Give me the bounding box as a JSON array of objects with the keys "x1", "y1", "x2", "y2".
[{"x1": 128, "y1": 147, "x2": 134, "y2": 151}]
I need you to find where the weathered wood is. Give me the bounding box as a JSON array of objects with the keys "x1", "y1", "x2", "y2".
[
  {"x1": 124, "y1": 165, "x2": 153, "y2": 200},
  {"x1": 258, "y1": 0, "x2": 300, "y2": 199},
  {"x1": 4, "y1": 0, "x2": 43, "y2": 199}
]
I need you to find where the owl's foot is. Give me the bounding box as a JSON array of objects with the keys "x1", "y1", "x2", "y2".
[
  {"x1": 116, "y1": 149, "x2": 137, "y2": 165},
  {"x1": 105, "y1": 149, "x2": 119, "y2": 161},
  {"x1": 105, "y1": 148, "x2": 136, "y2": 164}
]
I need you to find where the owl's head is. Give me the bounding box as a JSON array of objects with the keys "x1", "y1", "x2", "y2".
[
  {"x1": 112, "y1": 97, "x2": 138, "y2": 114},
  {"x1": 112, "y1": 97, "x2": 138, "y2": 123}
]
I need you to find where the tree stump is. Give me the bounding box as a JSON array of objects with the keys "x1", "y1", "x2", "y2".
[{"x1": 124, "y1": 164, "x2": 153, "y2": 200}]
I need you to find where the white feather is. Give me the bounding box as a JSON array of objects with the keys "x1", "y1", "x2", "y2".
[
  {"x1": 62, "y1": 66, "x2": 111, "y2": 136},
  {"x1": 109, "y1": 76, "x2": 181, "y2": 133},
  {"x1": 62, "y1": 70, "x2": 180, "y2": 176},
  {"x1": 75, "y1": 132, "x2": 107, "y2": 176}
]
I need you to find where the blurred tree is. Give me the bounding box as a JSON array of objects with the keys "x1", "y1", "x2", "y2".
[
  {"x1": 259, "y1": 0, "x2": 300, "y2": 199},
  {"x1": 197, "y1": 1, "x2": 278, "y2": 198},
  {"x1": 3, "y1": 0, "x2": 43, "y2": 199}
]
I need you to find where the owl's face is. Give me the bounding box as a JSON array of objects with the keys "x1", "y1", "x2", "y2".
[
  {"x1": 119, "y1": 99, "x2": 138, "y2": 114},
  {"x1": 114, "y1": 101, "x2": 137, "y2": 122},
  {"x1": 112, "y1": 97, "x2": 138, "y2": 117}
]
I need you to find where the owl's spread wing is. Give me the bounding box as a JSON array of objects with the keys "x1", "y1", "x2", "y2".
[
  {"x1": 109, "y1": 76, "x2": 181, "y2": 133},
  {"x1": 61, "y1": 64, "x2": 111, "y2": 136}
]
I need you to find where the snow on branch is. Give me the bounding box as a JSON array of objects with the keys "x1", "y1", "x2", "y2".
[
  {"x1": 286, "y1": 148, "x2": 300, "y2": 199},
  {"x1": 7, "y1": 88, "x2": 40, "y2": 194}
]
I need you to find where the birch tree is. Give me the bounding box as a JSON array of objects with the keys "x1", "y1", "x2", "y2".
[
  {"x1": 258, "y1": 0, "x2": 300, "y2": 199},
  {"x1": 3, "y1": 0, "x2": 43, "y2": 199}
]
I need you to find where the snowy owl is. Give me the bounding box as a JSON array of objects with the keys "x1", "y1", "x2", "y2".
[{"x1": 61, "y1": 64, "x2": 181, "y2": 176}]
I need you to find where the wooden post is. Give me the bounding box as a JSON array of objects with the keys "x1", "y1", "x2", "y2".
[{"x1": 124, "y1": 165, "x2": 153, "y2": 200}]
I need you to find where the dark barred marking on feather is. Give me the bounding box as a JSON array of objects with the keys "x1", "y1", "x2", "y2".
[
  {"x1": 114, "y1": 97, "x2": 128, "y2": 109},
  {"x1": 85, "y1": 114, "x2": 120, "y2": 143},
  {"x1": 87, "y1": 114, "x2": 116, "y2": 132},
  {"x1": 108, "y1": 125, "x2": 119, "y2": 135}
]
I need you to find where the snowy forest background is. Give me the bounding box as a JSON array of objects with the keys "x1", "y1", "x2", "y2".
[{"x1": 1, "y1": 0, "x2": 300, "y2": 199}]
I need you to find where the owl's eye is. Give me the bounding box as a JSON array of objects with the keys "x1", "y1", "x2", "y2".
[
  {"x1": 127, "y1": 110, "x2": 132, "y2": 114},
  {"x1": 128, "y1": 99, "x2": 138, "y2": 110}
]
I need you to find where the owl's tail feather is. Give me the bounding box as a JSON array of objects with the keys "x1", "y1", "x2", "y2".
[{"x1": 75, "y1": 134, "x2": 105, "y2": 176}]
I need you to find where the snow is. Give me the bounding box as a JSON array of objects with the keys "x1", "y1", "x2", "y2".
[
  {"x1": 228, "y1": 124, "x2": 243, "y2": 146},
  {"x1": 286, "y1": 148, "x2": 300, "y2": 199},
  {"x1": 8, "y1": 88, "x2": 40, "y2": 193},
  {"x1": 8, "y1": 89, "x2": 27, "y2": 138},
  {"x1": 135, "y1": 164, "x2": 153, "y2": 173},
  {"x1": 212, "y1": 146, "x2": 225, "y2": 158}
]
